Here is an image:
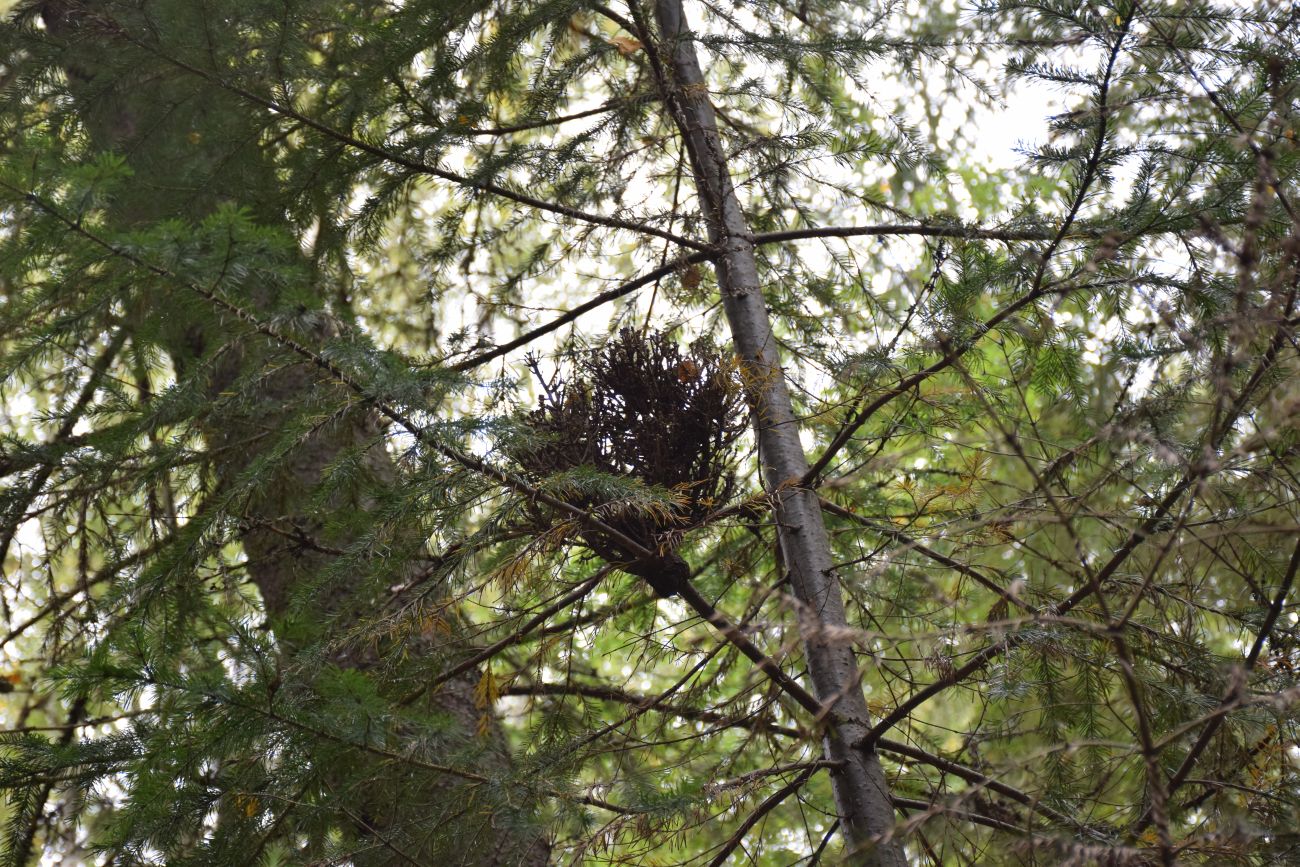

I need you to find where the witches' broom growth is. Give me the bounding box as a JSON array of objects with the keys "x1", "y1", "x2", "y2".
[{"x1": 512, "y1": 329, "x2": 746, "y2": 598}]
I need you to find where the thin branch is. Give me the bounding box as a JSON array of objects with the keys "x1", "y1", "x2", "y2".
[
  {"x1": 10, "y1": 185, "x2": 827, "y2": 734},
  {"x1": 676, "y1": 582, "x2": 821, "y2": 716},
  {"x1": 818, "y1": 497, "x2": 1031, "y2": 614},
  {"x1": 752, "y1": 223, "x2": 1054, "y2": 245},
  {"x1": 860, "y1": 295, "x2": 1296, "y2": 749},
  {"x1": 502, "y1": 677, "x2": 1081, "y2": 831},
  {"x1": 0, "y1": 330, "x2": 126, "y2": 575},
  {"x1": 85, "y1": 13, "x2": 710, "y2": 253},
  {"x1": 502, "y1": 680, "x2": 802, "y2": 739},
  {"x1": 1134, "y1": 535, "x2": 1300, "y2": 832},
  {"x1": 891, "y1": 796, "x2": 1025, "y2": 835},
  {"x1": 462, "y1": 96, "x2": 653, "y2": 136},
  {"x1": 705, "y1": 764, "x2": 821, "y2": 867},
  {"x1": 448, "y1": 222, "x2": 1067, "y2": 372},
  {"x1": 449, "y1": 251, "x2": 712, "y2": 371},
  {"x1": 400, "y1": 568, "x2": 611, "y2": 706}
]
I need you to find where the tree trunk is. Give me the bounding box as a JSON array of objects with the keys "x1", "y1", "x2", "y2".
[
  {"x1": 38, "y1": 3, "x2": 549, "y2": 864},
  {"x1": 646, "y1": 2, "x2": 905, "y2": 863}
]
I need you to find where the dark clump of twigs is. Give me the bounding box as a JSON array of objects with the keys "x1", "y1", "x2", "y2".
[{"x1": 513, "y1": 329, "x2": 747, "y2": 596}]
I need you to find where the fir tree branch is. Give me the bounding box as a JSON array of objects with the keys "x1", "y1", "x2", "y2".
[
  {"x1": 502, "y1": 680, "x2": 803, "y2": 738},
  {"x1": 752, "y1": 223, "x2": 1054, "y2": 245},
  {"x1": 327, "y1": 785, "x2": 433, "y2": 867},
  {"x1": 541, "y1": 645, "x2": 725, "y2": 772},
  {"x1": 504, "y1": 678, "x2": 1081, "y2": 830},
  {"x1": 0, "y1": 521, "x2": 168, "y2": 649},
  {"x1": 462, "y1": 96, "x2": 655, "y2": 136},
  {"x1": 878, "y1": 739, "x2": 1077, "y2": 829},
  {"x1": 891, "y1": 796, "x2": 1026, "y2": 835},
  {"x1": 675, "y1": 583, "x2": 821, "y2": 715},
  {"x1": 80, "y1": 12, "x2": 712, "y2": 254},
  {"x1": 1137, "y1": 0, "x2": 1297, "y2": 223},
  {"x1": 7, "y1": 695, "x2": 86, "y2": 867},
  {"x1": 399, "y1": 568, "x2": 611, "y2": 706},
  {"x1": 860, "y1": 290, "x2": 1298, "y2": 749},
  {"x1": 448, "y1": 251, "x2": 712, "y2": 371},
  {"x1": 802, "y1": 276, "x2": 1077, "y2": 486},
  {"x1": 447, "y1": 222, "x2": 1084, "y2": 373},
  {"x1": 7, "y1": 184, "x2": 654, "y2": 560},
  {"x1": 804, "y1": 0, "x2": 1132, "y2": 488},
  {"x1": 1133, "y1": 535, "x2": 1300, "y2": 833},
  {"x1": 8, "y1": 184, "x2": 830, "y2": 737},
  {"x1": 0, "y1": 330, "x2": 126, "y2": 584},
  {"x1": 817, "y1": 496, "x2": 1032, "y2": 614},
  {"x1": 704, "y1": 763, "x2": 821, "y2": 867},
  {"x1": 139, "y1": 673, "x2": 642, "y2": 816}
]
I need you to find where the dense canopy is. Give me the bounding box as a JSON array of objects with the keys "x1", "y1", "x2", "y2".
[{"x1": 1, "y1": 1, "x2": 1298, "y2": 864}]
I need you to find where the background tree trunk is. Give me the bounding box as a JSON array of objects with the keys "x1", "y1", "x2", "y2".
[{"x1": 37, "y1": 3, "x2": 549, "y2": 864}]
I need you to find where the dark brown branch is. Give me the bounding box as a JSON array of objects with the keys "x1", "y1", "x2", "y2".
[
  {"x1": 400, "y1": 568, "x2": 611, "y2": 706},
  {"x1": 892, "y1": 796, "x2": 1025, "y2": 835},
  {"x1": 449, "y1": 251, "x2": 712, "y2": 371},
  {"x1": 676, "y1": 582, "x2": 822, "y2": 716},
  {"x1": 462, "y1": 96, "x2": 653, "y2": 136},
  {"x1": 449, "y1": 223, "x2": 1071, "y2": 373},
  {"x1": 502, "y1": 681, "x2": 803, "y2": 739},
  {"x1": 1134, "y1": 535, "x2": 1300, "y2": 832},
  {"x1": 752, "y1": 223, "x2": 1053, "y2": 245},
  {"x1": 876, "y1": 739, "x2": 1076, "y2": 829},
  {"x1": 705, "y1": 764, "x2": 822, "y2": 867},
  {"x1": 12, "y1": 185, "x2": 828, "y2": 732}
]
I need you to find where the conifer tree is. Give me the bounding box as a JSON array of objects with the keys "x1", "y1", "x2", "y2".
[{"x1": 1, "y1": 1, "x2": 1298, "y2": 865}]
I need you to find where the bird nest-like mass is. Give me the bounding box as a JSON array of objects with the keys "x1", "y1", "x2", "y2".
[{"x1": 512, "y1": 329, "x2": 748, "y2": 596}]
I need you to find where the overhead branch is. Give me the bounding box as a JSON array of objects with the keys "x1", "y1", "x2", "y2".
[{"x1": 80, "y1": 13, "x2": 709, "y2": 253}]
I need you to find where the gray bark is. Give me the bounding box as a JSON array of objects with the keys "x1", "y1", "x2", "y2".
[{"x1": 647, "y1": 2, "x2": 906, "y2": 863}]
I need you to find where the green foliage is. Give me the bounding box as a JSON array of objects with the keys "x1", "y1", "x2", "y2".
[{"x1": 0, "y1": 0, "x2": 1298, "y2": 864}]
